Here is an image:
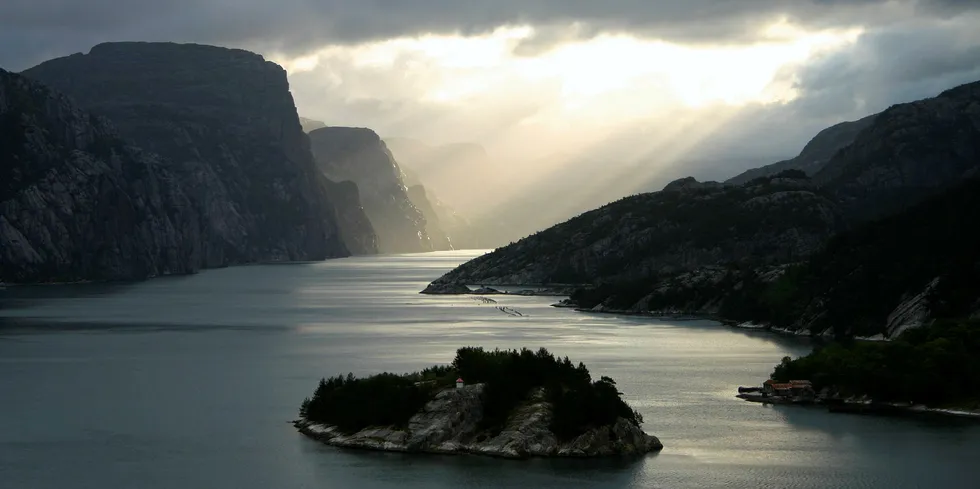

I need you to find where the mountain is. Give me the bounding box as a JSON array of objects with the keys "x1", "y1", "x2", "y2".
[
  {"x1": 726, "y1": 115, "x2": 877, "y2": 185},
  {"x1": 429, "y1": 173, "x2": 840, "y2": 286},
  {"x1": 309, "y1": 127, "x2": 439, "y2": 253},
  {"x1": 405, "y1": 185, "x2": 453, "y2": 250},
  {"x1": 426, "y1": 78, "x2": 980, "y2": 338},
  {"x1": 300, "y1": 117, "x2": 326, "y2": 133},
  {"x1": 23, "y1": 42, "x2": 370, "y2": 262},
  {"x1": 570, "y1": 177, "x2": 980, "y2": 338},
  {"x1": 0, "y1": 68, "x2": 200, "y2": 282},
  {"x1": 813, "y1": 81, "x2": 980, "y2": 221},
  {"x1": 322, "y1": 179, "x2": 379, "y2": 256}
]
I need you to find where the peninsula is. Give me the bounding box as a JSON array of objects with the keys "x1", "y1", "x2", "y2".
[{"x1": 294, "y1": 347, "x2": 663, "y2": 459}]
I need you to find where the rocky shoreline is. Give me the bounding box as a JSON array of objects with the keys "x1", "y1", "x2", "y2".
[{"x1": 295, "y1": 384, "x2": 662, "y2": 459}]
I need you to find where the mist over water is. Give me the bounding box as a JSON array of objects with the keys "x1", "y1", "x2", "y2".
[{"x1": 1, "y1": 251, "x2": 978, "y2": 488}]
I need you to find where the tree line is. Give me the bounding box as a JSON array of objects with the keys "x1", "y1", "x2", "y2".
[{"x1": 300, "y1": 347, "x2": 644, "y2": 440}]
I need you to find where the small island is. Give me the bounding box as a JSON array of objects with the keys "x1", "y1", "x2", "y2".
[{"x1": 294, "y1": 347, "x2": 663, "y2": 459}]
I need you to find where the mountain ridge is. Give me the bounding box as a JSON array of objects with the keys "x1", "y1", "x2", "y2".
[{"x1": 426, "y1": 77, "x2": 980, "y2": 338}]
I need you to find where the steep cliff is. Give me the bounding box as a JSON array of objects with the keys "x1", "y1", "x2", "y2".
[
  {"x1": 406, "y1": 185, "x2": 453, "y2": 250},
  {"x1": 320, "y1": 178, "x2": 378, "y2": 255},
  {"x1": 23, "y1": 42, "x2": 357, "y2": 265},
  {"x1": 309, "y1": 127, "x2": 433, "y2": 253},
  {"x1": 726, "y1": 114, "x2": 877, "y2": 185},
  {"x1": 0, "y1": 69, "x2": 200, "y2": 282}
]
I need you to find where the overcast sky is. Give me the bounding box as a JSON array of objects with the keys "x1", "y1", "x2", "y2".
[{"x1": 3, "y1": 0, "x2": 980, "y2": 207}]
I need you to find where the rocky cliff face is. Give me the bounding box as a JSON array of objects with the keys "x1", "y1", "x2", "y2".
[
  {"x1": 23, "y1": 42, "x2": 356, "y2": 266},
  {"x1": 726, "y1": 115, "x2": 877, "y2": 185},
  {"x1": 320, "y1": 178, "x2": 378, "y2": 255},
  {"x1": 0, "y1": 68, "x2": 200, "y2": 282},
  {"x1": 295, "y1": 384, "x2": 661, "y2": 459},
  {"x1": 406, "y1": 185, "x2": 453, "y2": 250},
  {"x1": 309, "y1": 127, "x2": 434, "y2": 253}
]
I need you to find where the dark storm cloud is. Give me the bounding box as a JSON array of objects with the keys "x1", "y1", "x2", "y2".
[{"x1": 2, "y1": 0, "x2": 980, "y2": 70}]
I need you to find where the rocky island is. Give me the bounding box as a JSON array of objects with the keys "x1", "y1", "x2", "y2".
[{"x1": 294, "y1": 347, "x2": 662, "y2": 459}]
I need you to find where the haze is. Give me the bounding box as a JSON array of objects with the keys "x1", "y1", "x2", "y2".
[{"x1": 4, "y1": 0, "x2": 980, "y2": 242}]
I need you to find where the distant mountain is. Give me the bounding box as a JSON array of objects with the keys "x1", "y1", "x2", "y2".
[
  {"x1": 22, "y1": 42, "x2": 372, "y2": 265},
  {"x1": 726, "y1": 115, "x2": 877, "y2": 185},
  {"x1": 383, "y1": 137, "x2": 490, "y2": 209},
  {"x1": 0, "y1": 68, "x2": 200, "y2": 282},
  {"x1": 300, "y1": 117, "x2": 327, "y2": 133},
  {"x1": 405, "y1": 185, "x2": 453, "y2": 250},
  {"x1": 321, "y1": 179, "x2": 379, "y2": 256},
  {"x1": 309, "y1": 127, "x2": 441, "y2": 253},
  {"x1": 426, "y1": 78, "x2": 980, "y2": 337}
]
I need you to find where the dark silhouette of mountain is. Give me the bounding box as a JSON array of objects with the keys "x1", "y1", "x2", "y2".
[{"x1": 22, "y1": 42, "x2": 375, "y2": 266}]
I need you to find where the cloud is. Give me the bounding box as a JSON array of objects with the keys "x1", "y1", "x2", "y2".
[
  {"x1": 3, "y1": 0, "x2": 980, "y2": 70},
  {"x1": 3, "y1": 2, "x2": 979, "y2": 187}
]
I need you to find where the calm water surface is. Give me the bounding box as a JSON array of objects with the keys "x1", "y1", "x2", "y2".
[{"x1": 1, "y1": 251, "x2": 978, "y2": 489}]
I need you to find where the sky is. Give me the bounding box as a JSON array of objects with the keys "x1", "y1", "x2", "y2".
[{"x1": 3, "y1": 1, "x2": 980, "y2": 232}]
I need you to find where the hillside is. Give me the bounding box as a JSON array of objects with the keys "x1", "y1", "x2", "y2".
[
  {"x1": 726, "y1": 114, "x2": 877, "y2": 185},
  {"x1": 572, "y1": 177, "x2": 980, "y2": 338},
  {"x1": 429, "y1": 174, "x2": 840, "y2": 286},
  {"x1": 425, "y1": 78, "x2": 980, "y2": 338}
]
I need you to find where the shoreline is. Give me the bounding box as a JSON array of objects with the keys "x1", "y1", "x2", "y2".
[
  {"x1": 293, "y1": 419, "x2": 662, "y2": 460},
  {"x1": 736, "y1": 393, "x2": 980, "y2": 420}
]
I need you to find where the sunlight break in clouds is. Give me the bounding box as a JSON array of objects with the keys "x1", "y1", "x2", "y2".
[
  {"x1": 270, "y1": 22, "x2": 861, "y2": 227},
  {"x1": 274, "y1": 21, "x2": 860, "y2": 121}
]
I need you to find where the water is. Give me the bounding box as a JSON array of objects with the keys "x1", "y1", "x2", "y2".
[{"x1": 1, "y1": 251, "x2": 978, "y2": 489}]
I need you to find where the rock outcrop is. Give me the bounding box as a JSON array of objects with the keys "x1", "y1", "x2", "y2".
[
  {"x1": 0, "y1": 68, "x2": 200, "y2": 282},
  {"x1": 309, "y1": 127, "x2": 434, "y2": 253},
  {"x1": 295, "y1": 384, "x2": 662, "y2": 459},
  {"x1": 23, "y1": 42, "x2": 360, "y2": 266}
]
